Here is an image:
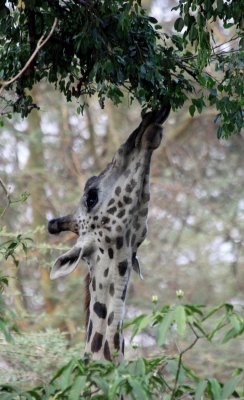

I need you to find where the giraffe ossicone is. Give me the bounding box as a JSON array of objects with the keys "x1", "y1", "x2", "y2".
[{"x1": 48, "y1": 103, "x2": 170, "y2": 361}]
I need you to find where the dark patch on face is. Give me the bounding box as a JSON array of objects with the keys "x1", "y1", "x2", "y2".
[
  {"x1": 121, "y1": 285, "x2": 127, "y2": 301},
  {"x1": 109, "y1": 282, "x2": 115, "y2": 296},
  {"x1": 107, "y1": 198, "x2": 115, "y2": 207},
  {"x1": 118, "y1": 260, "x2": 128, "y2": 276},
  {"x1": 104, "y1": 340, "x2": 111, "y2": 360},
  {"x1": 108, "y1": 311, "x2": 114, "y2": 326},
  {"x1": 99, "y1": 283, "x2": 103, "y2": 289},
  {"x1": 101, "y1": 216, "x2": 110, "y2": 225},
  {"x1": 87, "y1": 319, "x2": 93, "y2": 342},
  {"x1": 97, "y1": 255, "x2": 101, "y2": 262},
  {"x1": 91, "y1": 332, "x2": 103, "y2": 353},
  {"x1": 93, "y1": 215, "x2": 99, "y2": 220},
  {"x1": 118, "y1": 201, "x2": 123, "y2": 208},
  {"x1": 117, "y1": 209, "x2": 125, "y2": 218},
  {"x1": 92, "y1": 276, "x2": 96, "y2": 291},
  {"x1": 107, "y1": 206, "x2": 117, "y2": 215},
  {"x1": 91, "y1": 224, "x2": 95, "y2": 229},
  {"x1": 104, "y1": 226, "x2": 111, "y2": 232},
  {"x1": 115, "y1": 186, "x2": 121, "y2": 196},
  {"x1": 99, "y1": 231, "x2": 103, "y2": 237},
  {"x1": 99, "y1": 247, "x2": 104, "y2": 254},
  {"x1": 94, "y1": 302, "x2": 107, "y2": 319},
  {"x1": 105, "y1": 236, "x2": 111, "y2": 243},
  {"x1": 108, "y1": 247, "x2": 114, "y2": 259},
  {"x1": 125, "y1": 229, "x2": 131, "y2": 246},
  {"x1": 104, "y1": 267, "x2": 109, "y2": 277},
  {"x1": 116, "y1": 236, "x2": 124, "y2": 250},
  {"x1": 131, "y1": 234, "x2": 136, "y2": 247},
  {"x1": 123, "y1": 196, "x2": 133, "y2": 205},
  {"x1": 114, "y1": 332, "x2": 120, "y2": 351}
]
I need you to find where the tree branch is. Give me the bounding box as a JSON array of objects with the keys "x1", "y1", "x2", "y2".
[{"x1": 0, "y1": 18, "x2": 58, "y2": 95}]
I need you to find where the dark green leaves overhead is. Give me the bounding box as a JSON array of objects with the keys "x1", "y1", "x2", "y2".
[{"x1": 0, "y1": 0, "x2": 243, "y2": 138}]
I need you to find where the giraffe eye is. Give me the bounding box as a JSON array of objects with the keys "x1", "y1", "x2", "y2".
[{"x1": 86, "y1": 189, "x2": 98, "y2": 211}]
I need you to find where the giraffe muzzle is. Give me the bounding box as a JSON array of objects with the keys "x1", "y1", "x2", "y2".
[
  {"x1": 122, "y1": 101, "x2": 171, "y2": 153},
  {"x1": 48, "y1": 214, "x2": 78, "y2": 235}
]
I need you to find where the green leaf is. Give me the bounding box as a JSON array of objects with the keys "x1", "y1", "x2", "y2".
[
  {"x1": 92, "y1": 376, "x2": 109, "y2": 394},
  {"x1": 175, "y1": 305, "x2": 186, "y2": 336},
  {"x1": 174, "y1": 18, "x2": 185, "y2": 32},
  {"x1": 217, "y1": 0, "x2": 224, "y2": 12},
  {"x1": 68, "y1": 376, "x2": 86, "y2": 400},
  {"x1": 125, "y1": 314, "x2": 153, "y2": 340},
  {"x1": 221, "y1": 377, "x2": 238, "y2": 399},
  {"x1": 195, "y1": 380, "x2": 208, "y2": 400},
  {"x1": 189, "y1": 104, "x2": 196, "y2": 117},
  {"x1": 157, "y1": 310, "x2": 174, "y2": 345},
  {"x1": 229, "y1": 314, "x2": 241, "y2": 331},
  {"x1": 129, "y1": 378, "x2": 148, "y2": 400},
  {"x1": 108, "y1": 377, "x2": 125, "y2": 400},
  {"x1": 208, "y1": 378, "x2": 222, "y2": 400},
  {"x1": 207, "y1": 315, "x2": 226, "y2": 340},
  {"x1": 129, "y1": 359, "x2": 146, "y2": 377},
  {"x1": 201, "y1": 304, "x2": 225, "y2": 321},
  {"x1": 59, "y1": 360, "x2": 75, "y2": 390}
]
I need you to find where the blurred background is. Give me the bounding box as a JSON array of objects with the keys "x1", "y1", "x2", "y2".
[{"x1": 0, "y1": 0, "x2": 243, "y2": 389}]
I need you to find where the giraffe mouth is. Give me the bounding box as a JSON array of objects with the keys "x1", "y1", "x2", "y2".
[
  {"x1": 48, "y1": 214, "x2": 78, "y2": 235},
  {"x1": 122, "y1": 102, "x2": 171, "y2": 153}
]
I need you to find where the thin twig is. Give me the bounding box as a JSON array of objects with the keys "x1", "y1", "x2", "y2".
[
  {"x1": 212, "y1": 35, "x2": 239, "y2": 50},
  {"x1": 0, "y1": 18, "x2": 58, "y2": 95},
  {"x1": 171, "y1": 336, "x2": 199, "y2": 399}
]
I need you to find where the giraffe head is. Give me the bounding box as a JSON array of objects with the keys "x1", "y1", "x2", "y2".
[
  {"x1": 48, "y1": 104, "x2": 170, "y2": 280},
  {"x1": 48, "y1": 103, "x2": 170, "y2": 360}
]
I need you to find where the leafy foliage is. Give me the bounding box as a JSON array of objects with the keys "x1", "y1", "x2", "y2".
[
  {"x1": 0, "y1": 185, "x2": 32, "y2": 342},
  {"x1": 0, "y1": 0, "x2": 243, "y2": 137},
  {"x1": 0, "y1": 300, "x2": 244, "y2": 399}
]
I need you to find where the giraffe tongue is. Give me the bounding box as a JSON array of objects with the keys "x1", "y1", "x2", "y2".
[{"x1": 132, "y1": 256, "x2": 143, "y2": 280}]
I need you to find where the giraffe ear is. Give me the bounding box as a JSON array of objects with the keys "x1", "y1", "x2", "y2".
[{"x1": 50, "y1": 246, "x2": 82, "y2": 280}]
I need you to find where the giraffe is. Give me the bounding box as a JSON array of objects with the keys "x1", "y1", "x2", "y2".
[{"x1": 48, "y1": 103, "x2": 170, "y2": 362}]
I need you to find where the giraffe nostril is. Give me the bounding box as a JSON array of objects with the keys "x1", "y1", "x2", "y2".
[{"x1": 48, "y1": 219, "x2": 60, "y2": 234}]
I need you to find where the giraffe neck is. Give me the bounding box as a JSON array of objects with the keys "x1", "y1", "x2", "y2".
[{"x1": 84, "y1": 250, "x2": 132, "y2": 361}]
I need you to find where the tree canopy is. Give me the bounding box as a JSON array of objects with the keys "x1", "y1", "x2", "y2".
[{"x1": 0, "y1": 0, "x2": 243, "y2": 138}]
